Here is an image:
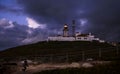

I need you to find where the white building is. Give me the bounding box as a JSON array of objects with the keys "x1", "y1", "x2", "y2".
[{"x1": 48, "y1": 21, "x2": 105, "y2": 43}]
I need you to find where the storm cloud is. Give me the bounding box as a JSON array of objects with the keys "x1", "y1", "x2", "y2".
[
  {"x1": 17, "y1": 0, "x2": 120, "y2": 41},
  {"x1": 0, "y1": 0, "x2": 120, "y2": 50},
  {"x1": 0, "y1": 18, "x2": 46, "y2": 50}
]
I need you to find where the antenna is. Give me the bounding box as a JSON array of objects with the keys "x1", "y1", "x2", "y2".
[{"x1": 72, "y1": 20, "x2": 75, "y2": 37}]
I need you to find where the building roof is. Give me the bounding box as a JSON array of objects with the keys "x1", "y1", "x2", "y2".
[{"x1": 77, "y1": 34, "x2": 89, "y2": 37}]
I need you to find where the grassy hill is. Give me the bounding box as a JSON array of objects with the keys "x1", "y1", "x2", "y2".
[{"x1": 0, "y1": 41, "x2": 119, "y2": 61}]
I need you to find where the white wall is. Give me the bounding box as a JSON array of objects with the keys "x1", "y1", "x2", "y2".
[
  {"x1": 48, "y1": 37, "x2": 75, "y2": 41},
  {"x1": 48, "y1": 36, "x2": 104, "y2": 43}
]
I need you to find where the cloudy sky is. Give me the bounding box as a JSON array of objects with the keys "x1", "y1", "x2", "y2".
[{"x1": 0, "y1": 0, "x2": 120, "y2": 50}]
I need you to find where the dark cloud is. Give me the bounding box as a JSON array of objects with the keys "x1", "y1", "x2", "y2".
[
  {"x1": 0, "y1": 0, "x2": 120, "y2": 51},
  {"x1": 17, "y1": 0, "x2": 120, "y2": 42},
  {"x1": 0, "y1": 19, "x2": 46, "y2": 50},
  {"x1": 84, "y1": 0, "x2": 120, "y2": 41},
  {"x1": 0, "y1": 4, "x2": 5, "y2": 10},
  {"x1": 17, "y1": 0, "x2": 84, "y2": 29},
  {"x1": 0, "y1": 1, "x2": 23, "y2": 14},
  {"x1": 0, "y1": 19, "x2": 27, "y2": 50}
]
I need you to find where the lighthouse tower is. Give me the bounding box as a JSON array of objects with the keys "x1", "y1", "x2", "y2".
[{"x1": 63, "y1": 24, "x2": 69, "y2": 37}]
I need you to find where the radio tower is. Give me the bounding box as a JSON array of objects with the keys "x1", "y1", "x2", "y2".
[{"x1": 72, "y1": 20, "x2": 75, "y2": 37}]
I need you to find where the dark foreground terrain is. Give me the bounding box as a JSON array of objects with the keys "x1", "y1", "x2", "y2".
[
  {"x1": 0, "y1": 41, "x2": 119, "y2": 74},
  {"x1": 34, "y1": 61, "x2": 120, "y2": 74},
  {"x1": 0, "y1": 41, "x2": 119, "y2": 62}
]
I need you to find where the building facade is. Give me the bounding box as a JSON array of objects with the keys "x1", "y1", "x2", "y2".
[{"x1": 48, "y1": 21, "x2": 105, "y2": 43}]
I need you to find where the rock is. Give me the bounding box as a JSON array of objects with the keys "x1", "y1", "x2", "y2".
[
  {"x1": 70, "y1": 62, "x2": 80, "y2": 68},
  {"x1": 82, "y1": 63, "x2": 93, "y2": 68}
]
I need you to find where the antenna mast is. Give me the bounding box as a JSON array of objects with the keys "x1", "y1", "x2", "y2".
[{"x1": 72, "y1": 20, "x2": 75, "y2": 37}]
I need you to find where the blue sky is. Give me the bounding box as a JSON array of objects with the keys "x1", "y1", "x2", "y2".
[{"x1": 0, "y1": 0, "x2": 27, "y2": 25}]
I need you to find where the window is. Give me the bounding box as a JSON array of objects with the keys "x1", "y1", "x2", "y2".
[
  {"x1": 84, "y1": 38, "x2": 87, "y2": 40},
  {"x1": 77, "y1": 38, "x2": 81, "y2": 39}
]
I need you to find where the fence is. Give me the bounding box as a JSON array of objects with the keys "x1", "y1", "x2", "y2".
[{"x1": 0, "y1": 46, "x2": 120, "y2": 63}]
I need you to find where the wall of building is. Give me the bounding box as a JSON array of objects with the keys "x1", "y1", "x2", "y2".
[
  {"x1": 48, "y1": 36, "x2": 105, "y2": 43},
  {"x1": 76, "y1": 37, "x2": 94, "y2": 41},
  {"x1": 48, "y1": 36, "x2": 75, "y2": 41}
]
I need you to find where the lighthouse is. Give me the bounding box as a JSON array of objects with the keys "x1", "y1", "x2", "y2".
[
  {"x1": 48, "y1": 20, "x2": 105, "y2": 43},
  {"x1": 63, "y1": 24, "x2": 69, "y2": 37}
]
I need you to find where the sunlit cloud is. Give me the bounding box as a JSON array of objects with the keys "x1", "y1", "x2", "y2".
[
  {"x1": 0, "y1": 18, "x2": 8, "y2": 25},
  {"x1": 0, "y1": 18, "x2": 14, "y2": 29},
  {"x1": 6, "y1": 21, "x2": 14, "y2": 28},
  {"x1": 26, "y1": 17, "x2": 46, "y2": 29},
  {"x1": 80, "y1": 19, "x2": 88, "y2": 27},
  {"x1": 26, "y1": 29, "x2": 33, "y2": 34}
]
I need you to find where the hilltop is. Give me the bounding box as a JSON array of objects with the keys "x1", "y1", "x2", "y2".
[{"x1": 0, "y1": 41, "x2": 119, "y2": 61}]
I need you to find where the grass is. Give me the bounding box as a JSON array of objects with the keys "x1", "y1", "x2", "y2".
[
  {"x1": 34, "y1": 61, "x2": 120, "y2": 74},
  {"x1": 0, "y1": 41, "x2": 119, "y2": 61}
]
